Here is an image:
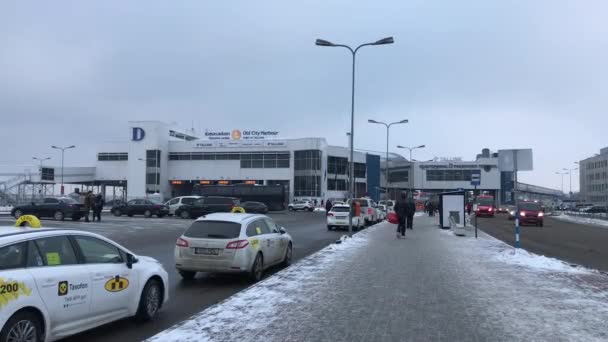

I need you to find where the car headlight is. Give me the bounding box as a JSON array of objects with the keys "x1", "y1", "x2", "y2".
[
  {"x1": 538, "y1": 212, "x2": 544, "y2": 217},
  {"x1": 520, "y1": 212, "x2": 526, "y2": 217},
  {"x1": 509, "y1": 211, "x2": 515, "y2": 215}
]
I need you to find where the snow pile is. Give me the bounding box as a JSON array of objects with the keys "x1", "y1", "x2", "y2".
[
  {"x1": 147, "y1": 225, "x2": 376, "y2": 342},
  {"x1": 492, "y1": 247, "x2": 592, "y2": 274},
  {"x1": 313, "y1": 207, "x2": 326, "y2": 212},
  {"x1": 552, "y1": 213, "x2": 608, "y2": 228}
]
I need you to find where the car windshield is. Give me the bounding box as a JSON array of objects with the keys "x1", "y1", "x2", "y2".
[
  {"x1": 519, "y1": 203, "x2": 541, "y2": 211},
  {"x1": 331, "y1": 206, "x2": 350, "y2": 212},
  {"x1": 59, "y1": 198, "x2": 78, "y2": 204},
  {"x1": 184, "y1": 221, "x2": 241, "y2": 239},
  {"x1": 477, "y1": 197, "x2": 494, "y2": 206}
]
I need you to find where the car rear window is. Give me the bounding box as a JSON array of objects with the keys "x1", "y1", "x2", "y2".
[
  {"x1": 331, "y1": 206, "x2": 350, "y2": 212},
  {"x1": 184, "y1": 221, "x2": 242, "y2": 239},
  {"x1": 519, "y1": 203, "x2": 541, "y2": 211}
]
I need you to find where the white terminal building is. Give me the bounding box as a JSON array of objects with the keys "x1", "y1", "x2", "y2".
[{"x1": 0, "y1": 121, "x2": 562, "y2": 206}]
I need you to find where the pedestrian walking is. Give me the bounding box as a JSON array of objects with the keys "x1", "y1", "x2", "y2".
[
  {"x1": 405, "y1": 194, "x2": 416, "y2": 230},
  {"x1": 394, "y1": 192, "x2": 407, "y2": 238},
  {"x1": 93, "y1": 194, "x2": 104, "y2": 222},
  {"x1": 83, "y1": 191, "x2": 94, "y2": 222},
  {"x1": 325, "y1": 199, "x2": 333, "y2": 214}
]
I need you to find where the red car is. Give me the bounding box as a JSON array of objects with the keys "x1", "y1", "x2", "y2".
[
  {"x1": 509, "y1": 201, "x2": 544, "y2": 226},
  {"x1": 475, "y1": 195, "x2": 495, "y2": 217}
]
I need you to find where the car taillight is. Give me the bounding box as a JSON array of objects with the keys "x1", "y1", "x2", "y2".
[
  {"x1": 327, "y1": 213, "x2": 334, "y2": 217},
  {"x1": 176, "y1": 238, "x2": 189, "y2": 247},
  {"x1": 368, "y1": 208, "x2": 373, "y2": 215},
  {"x1": 226, "y1": 240, "x2": 249, "y2": 249},
  {"x1": 538, "y1": 212, "x2": 544, "y2": 217}
]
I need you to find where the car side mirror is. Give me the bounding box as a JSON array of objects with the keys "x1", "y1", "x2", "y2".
[
  {"x1": 126, "y1": 253, "x2": 137, "y2": 269},
  {"x1": 279, "y1": 227, "x2": 287, "y2": 234}
]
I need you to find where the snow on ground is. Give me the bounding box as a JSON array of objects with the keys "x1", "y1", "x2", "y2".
[
  {"x1": 313, "y1": 207, "x2": 326, "y2": 212},
  {"x1": 552, "y1": 213, "x2": 608, "y2": 228},
  {"x1": 147, "y1": 224, "x2": 378, "y2": 342},
  {"x1": 0, "y1": 206, "x2": 13, "y2": 215}
]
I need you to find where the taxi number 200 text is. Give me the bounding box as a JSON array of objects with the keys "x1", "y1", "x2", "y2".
[{"x1": 0, "y1": 283, "x2": 19, "y2": 294}]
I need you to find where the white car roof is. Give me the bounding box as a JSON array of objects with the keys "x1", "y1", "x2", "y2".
[
  {"x1": 331, "y1": 204, "x2": 350, "y2": 208},
  {"x1": 196, "y1": 213, "x2": 265, "y2": 224}
]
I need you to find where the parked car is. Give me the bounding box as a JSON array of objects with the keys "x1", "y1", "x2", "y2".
[
  {"x1": 111, "y1": 198, "x2": 170, "y2": 218},
  {"x1": 288, "y1": 200, "x2": 314, "y2": 212},
  {"x1": 584, "y1": 206, "x2": 607, "y2": 214},
  {"x1": 11, "y1": 197, "x2": 87, "y2": 221},
  {"x1": 379, "y1": 200, "x2": 395, "y2": 211},
  {"x1": 508, "y1": 201, "x2": 544, "y2": 226},
  {"x1": 240, "y1": 201, "x2": 269, "y2": 214},
  {"x1": 175, "y1": 196, "x2": 240, "y2": 219},
  {"x1": 376, "y1": 205, "x2": 387, "y2": 221},
  {"x1": 165, "y1": 196, "x2": 202, "y2": 216},
  {"x1": 0, "y1": 225, "x2": 169, "y2": 342},
  {"x1": 327, "y1": 204, "x2": 364, "y2": 230},
  {"x1": 347, "y1": 198, "x2": 379, "y2": 226},
  {"x1": 174, "y1": 213, "x2": 292, "y2": 282}
]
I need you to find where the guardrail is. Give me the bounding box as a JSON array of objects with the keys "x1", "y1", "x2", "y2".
[{"x1": 562, "y1": 210, "x2": 608, "y2": 221}]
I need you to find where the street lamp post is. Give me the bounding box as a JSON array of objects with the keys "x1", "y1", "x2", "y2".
[
  {"x1": 317, "y1": 36, "x2": 394, "y2": 237},
  {"x1": 563, "y1": 167, "x2": 578, "y2": 196},
  {"x1": 397, "y1": 145, "x2": 426, "y2": 192},
  {"x1": 139, "y1": 158, "x2": 159, "y2": 194},
  {"x1": 51, "y1": 145, "x2": 76, "y2": 195},
  {"x1": 32, "y1": 156, "x2": 51, "y2": 169},
  {"x1": 555, "y1": 171, "x2": 568, "y2": 195},
  {"x1": 368, "y1": 119, "x2": 408, "y2": 200}
]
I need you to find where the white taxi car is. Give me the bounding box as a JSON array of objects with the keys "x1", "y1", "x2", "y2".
[
  {"x1": 174, "y1": 213, "x2": 293, "y2": 282},
  {"x1": 0, "y1": 226, "x2": 169, "y2": 342},
  {"x1": 326, "y1": 204, "x2": 364, "y2": 231}
]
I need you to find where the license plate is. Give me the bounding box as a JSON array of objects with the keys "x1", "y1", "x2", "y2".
[{"x1": 195, "y1": 248, "x2": 220, "y2": 255}]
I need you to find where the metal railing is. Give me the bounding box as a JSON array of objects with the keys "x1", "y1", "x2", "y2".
[{"x1": 562, "y1": 209, "x2": 608, "y2": 221}]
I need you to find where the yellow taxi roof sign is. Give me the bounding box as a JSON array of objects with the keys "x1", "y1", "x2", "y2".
[{"x1": 15, "y1": 215, "x2": 42, "y2": 228}]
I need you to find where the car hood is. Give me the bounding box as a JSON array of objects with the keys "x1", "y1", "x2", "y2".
[{"x1": 137, "y1": 255, "x2": 161, "y2": 264}]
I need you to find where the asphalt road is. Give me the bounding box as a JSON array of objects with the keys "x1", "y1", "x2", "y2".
[
  {"x1": 477, "y1": 213, "x2": 608, "y2": 272},
  {"x1": 0, "y1": 211, "x2": 345, "y2": 342}
]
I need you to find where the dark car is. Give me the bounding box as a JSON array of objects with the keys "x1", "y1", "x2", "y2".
[
  {"x1": 175, "y1": 196, "x2": 239, "y2": 219},
  {"x1": 584, "y1": 206, "x2": 607, "y2": 214},
  {"x1": 11, "y1": 197, "x2": 87, "y2": 221},
  {"x1": 240, "y1": 201, "x2": 269, "y2": 214},
  {"x1": 111, "y1": 198, "x2": 170, "y2": 218},
  {"x1": 509, "y1": 201, "x2": 544, "y2": 226}
]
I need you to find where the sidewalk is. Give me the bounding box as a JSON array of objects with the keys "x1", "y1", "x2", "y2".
[{"x1": 149, "y1": 216, "x2": 608, "y2": 342}]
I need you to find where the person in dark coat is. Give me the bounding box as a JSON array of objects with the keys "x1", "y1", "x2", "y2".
[
  {"x1": 83, "y1": 191, "x2": 94, "y2": 222},
  {"x1": 405, "y1": 194, "x2": 416, "y2": 229},
  {"x1": 93, "y1": 194, "x2": 105, "y2": 222},
  {"x1": 394, "y1": 192, "x2": 408, "y2": 238},
  {"x1": 325, "y1": 199, "x2": 333, "y2": 214}
]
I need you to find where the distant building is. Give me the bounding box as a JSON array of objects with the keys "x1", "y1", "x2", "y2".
[{"x1": 579, "y1": 147, "x2": 608, "y2": 204}]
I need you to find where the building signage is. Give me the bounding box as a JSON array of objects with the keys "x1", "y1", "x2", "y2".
[
  {"x1": 419, "y1": 163, "x2": 494, "y2": 170},
  {"x1": 203, "y1": 129, "x2": 279, "y2": 140},
  {"x1": 193, "y1": 141, "x2": 287, "y2": 149},
  {"x1": 471, "y1": 170, "x2": 481, "y2": 186},
  {"x1": 131, "y1": 127, "x2": 145, "y2": 141}
]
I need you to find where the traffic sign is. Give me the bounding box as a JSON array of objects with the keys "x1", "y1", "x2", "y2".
[{"x1": 471, "y1": 170, "x2": 481, "y2": 186}]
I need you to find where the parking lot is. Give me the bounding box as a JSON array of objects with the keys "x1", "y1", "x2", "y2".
[
  {"x1": 477, "y1": 213, "x2": 608, "y2": 272},
  {"x1": 0, "y1": 211, "x2": 345, "y2": 342}
]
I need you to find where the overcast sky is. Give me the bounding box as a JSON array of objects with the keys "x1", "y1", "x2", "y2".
[{"x1": 2, "y1": 0, "x2": 607, "y2": 191}]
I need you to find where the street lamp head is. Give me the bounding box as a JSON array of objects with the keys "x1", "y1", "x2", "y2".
[
  {"x1": 68, "y1": 145, "x2": 76, "y2": 149},
  {"x1": 373, "y1": 37, "x2": 394, "y2": 45},
  {"x1": 417, "y1": 145, "x2": 426, "y2": 148},
  {"x1": 368, "y1": 119, "x2": 378, "y2": 123},
  {"x1": 399, "y1": 119, "x2": 409, "y2": 124},
  {"x1": 396, "y1": 145, "x2": 405, "y2": 149},
  {"x1": 315, "y1": 39, "x2": 334, "y2": 47},
  {"x1": 51, "y1": 146, "x2": 58, "y2": 149}
]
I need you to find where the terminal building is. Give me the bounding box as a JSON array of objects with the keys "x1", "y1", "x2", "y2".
[
  {"x1": 0, "y1": 121, "x2": 561, "y2": 206},
  {"x1": 579, "y1": 147, "x2": 608, "y2": 204}
]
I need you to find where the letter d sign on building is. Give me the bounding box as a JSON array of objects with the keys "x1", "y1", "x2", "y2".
[{"x1": 132, "y1": 127, "x2": 145, "y2": 141}]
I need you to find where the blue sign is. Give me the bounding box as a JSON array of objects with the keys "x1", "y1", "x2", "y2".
[
  {"x1": 471, "y1": 170, "x2": 481, "y2": 186},
  {"x1": 132, "y1": 127, "x2": 145, "y2": 141}
]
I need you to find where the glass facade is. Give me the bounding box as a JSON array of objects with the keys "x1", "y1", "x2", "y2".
[
  {"x1": 354, "y1": 162, "x2": 366, "y2": 178},
  {"x1": 327, "y1": 156, "x2": 348, "y2": 174},
  {"x1": 294, "y1": 150, "x2": 322, "y2": 197},
  {"x1": 169, "y1": 152, "x2": 289, "y2": 168},
  {"x1": 98, "y1": 152, "x2": 128, "y2": 161},
  {"x1": 327, "y1": 179, "x2": 347, "y2": 191},
  {"x1": 294, "y1": 176, "x2": 321, "y2": 197},
  {"x1": 295, "y1": 150, "x2": 321, "y2": 171},
  {"x1": 426, "y1": 169, "x2": 475, "y2": 182},
  {"x1": 388, "y1": 170, "x2": 408, "y2": 183}
]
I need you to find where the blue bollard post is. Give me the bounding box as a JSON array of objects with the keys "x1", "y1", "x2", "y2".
[{"x1": 514, "y1": 211, "x2": 520, "y2": 248}]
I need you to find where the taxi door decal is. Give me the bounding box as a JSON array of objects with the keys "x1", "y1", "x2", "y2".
[
  {"x1": 104, "y1": 276, "x2": 129, "y2": 292},
  {"x1": 250, "y1": 238, "x2": 260, "y2": 250},
  {"x1": 0, "y1": 278, "x2": 32, "y2": 310}
]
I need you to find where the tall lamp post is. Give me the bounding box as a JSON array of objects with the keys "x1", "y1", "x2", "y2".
[
  {"x1": 397, "y1": 145, "x2": 426, "y2": 192},
  {"x1": 368, "y1": 119, "x2": 408, "y2": 200},
  {"x1": 139, "y1": 158, "x2": 159, "y2": 194},
  {"x1": 555, "y1": 171, "x2": 568, "y2": 196},
  {"x1": 32, "y1": 157, "x2": 51, "y2": 168},
  {"x1": 51, "y1": 145, "x2": 75, "y2": 195},
  {"x1": 562, "y1": 167, "x2": 578, "y2": 196},
  {"x1": 316, "y1": 36, "x2": 394, "y2": 236}
]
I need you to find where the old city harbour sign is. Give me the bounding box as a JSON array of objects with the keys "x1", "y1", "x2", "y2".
[
  {"x1": 131, "y1": 127, "x2": 145, "y2": 141},
  {"x1": 204, "y1": 129, "x2": 279, "y2": 140}
]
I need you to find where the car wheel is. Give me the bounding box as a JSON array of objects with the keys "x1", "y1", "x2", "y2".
[
  {"x1": 282, "y1": 243, "x2": 292, "y2": 267},
  {"x1": 0, "y1": 310, "x2": 43, "y2": 342},
  {"x1": 327, "y1": 225, "x2": 332, "y2": 230},
  {"x1": 539, "y1": 221, "x2": 544, "y2": 227},
  {"x1": 365, "y1": 219, "x2": 370, "y2": 226},
  {"x1": 113, "y1": 209, "x2": 122, "y2": 217},
  {"x1": 136, "y1": 279, "x2": 163, "y2": 321},
  {"x1": 157, "y1": 214, "x2": 164, "y2": 218},
  {"x1": 180, "y1": 211, "x2": 190, "y2": 219},
  {"x1": 71, "y1": 216, "x2": 80, "y2": 221},
  {"x1": 13, "y1": 210, "x2": 23, "y2": 219},
  {"x1": 144, "y1": 210, "x2": 152, "y2": 218},
  {"x1": 288, "y1": 207, "x2": 293, "y2": 211},
  {"x1": 308, "y1": 207, "x2": 314, "y2": 212},
  {"x1": 250, "y1": 253, "x2": 264, "y2": 282},
  {"x1": 179, "y1": 271, "x2": 196, "y2": 280},
  {"x1": 127, "y1": 214, "x2": 134, "y2": 217},
  {"x1": 54, "y1": 210, "x2": 65, "y2": 221}
]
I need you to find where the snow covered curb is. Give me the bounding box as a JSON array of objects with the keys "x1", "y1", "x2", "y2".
[
  {"x1": 147, "y1": 224, "x2": 380, "y2": 342},
  {"x1": 552, "y1": 213, "x2": 608, "y2": 228}
]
